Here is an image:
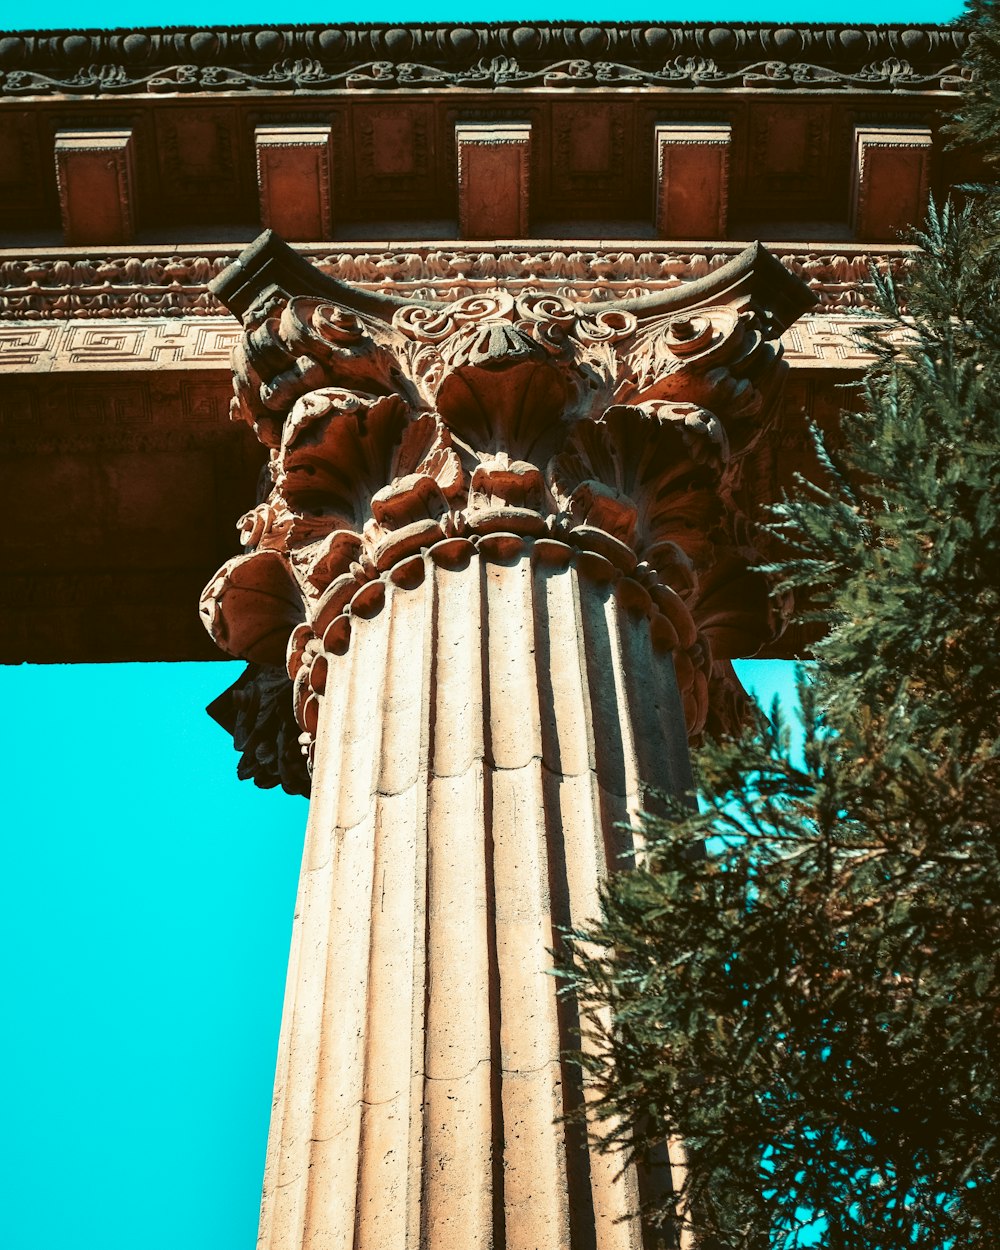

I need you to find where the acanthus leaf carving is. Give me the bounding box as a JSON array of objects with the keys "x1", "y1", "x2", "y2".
[
  {"x1": 200, "y1": 546, "x2": 304, "y2": 668},
  {"x1": 206, "y1": 663, "x2": 311, "y2": 798},
  {"x1": 201, "y1": 231, "x2": 817, "y2": 775},
  {"x1": 276, "y1": 389, "x2": 411, "y2": 523},
  {"x1": 0, "y1": 245, "x2": 918, "y2": 323}
]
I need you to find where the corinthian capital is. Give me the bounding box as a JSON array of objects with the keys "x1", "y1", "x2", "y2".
[{"x1": 201, "y1": 232, "x2": 814, "y2": 788}]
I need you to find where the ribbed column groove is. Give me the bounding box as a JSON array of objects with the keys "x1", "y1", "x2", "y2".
[
  {"x1": 201, "y1": 227, "x2": 811, "y2": 1250},
  {"x1": 257, "y1": 547, "x2": 692, "y2": 1250}
]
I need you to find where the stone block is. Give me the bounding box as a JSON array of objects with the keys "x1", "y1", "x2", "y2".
[
  {"x1": 255, "y1": 124, "x2": 334, "y2": 242},
  {"x1": 54, "y1": 129, "x2": 135, "y2": 245},
  {"x1": 456, "y1": 121, "x2": 531, "y2": 239},
  {"x1": 655, "y1": 122, "x2": 731, "y2": 240},
  {"x1": 851, "y1": 126, "x2": 932, "y2": 242}
]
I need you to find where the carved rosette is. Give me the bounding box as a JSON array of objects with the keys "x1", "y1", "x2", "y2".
[{"x1": 202, "y1": 239, "x2": 812, "y2": 786}]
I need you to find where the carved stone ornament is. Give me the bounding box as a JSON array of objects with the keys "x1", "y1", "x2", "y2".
[
  {"x1": 0, "y1": 23, "x2": 970, "y2": 97},
  {"x1": 201, "y1": 231, "x2": 815, "y2": 791},
  {"x1": 0, "y1": 244, "x2": 917, "y2": 322}
]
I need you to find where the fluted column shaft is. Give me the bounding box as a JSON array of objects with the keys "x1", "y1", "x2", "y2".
[
  {"x1": 258, "y1": 538, "x2": 692, "y2": 1250},
  {"x1": 201, "y1": 231, "x2": 812, "y2": 1250}
]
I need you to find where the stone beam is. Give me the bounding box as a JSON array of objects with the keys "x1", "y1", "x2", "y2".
[
  {"x1": 54, "y1": 129, "x2": 136, "y2": 246},
  {"x1": 0, "y1": 313, "x2": 882, "y2": 376},
  {"x1": 255, "y1": 124, "x2": 334, "y2": 243},
  {"x1": 850, "y1": 125, "x2": 932, "y2": 242},
  {"x1": 197, "y1": 231, "x2": 815, "y2": 1244},
  {"x1": 0, "y1": 243, "x2": 917, "y2": 321},
  {"x1": 655, "y1": 122, "x2": 732, "y2": 240},
  {"x1": 456, "y1": 121, "x2": 531, "y2": 239},
  {"x1": 0, "y1": 361, "x2": 259, "y2": 664}
]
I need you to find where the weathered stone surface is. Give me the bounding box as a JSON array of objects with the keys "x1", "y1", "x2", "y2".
[
  {"x1": 655, "y1": 123, "x2": 731, "y2": 240},
  {"x1": 850, "y1": 125, "x2": 933, "y2": 242},
  {"x1": 456, "y1": 121, "x2": 531, "y2": 239},
  {"x1": 0, "y1": 56, "x2": 978, "y2": 243},
  {"x1": 0, "y1": 27, "x2": 976, "y2": 1238},
  {"x1": 54, "y1": 128, "x2": 135, "y2": 245},
  {"x1": 0, "y1": 367, "x2": 262, "y2": 663},
  {"x1": 255, "y1": 553, "x2": 688, "y2": 1249},
  {"x1": 255, "y1": 124, "x2": 334, "y2": 243},
  {"x1": 0, "y1": 23, "x2": 972, "y2": 99},
  {"x1": 197, "y1": 229, "x2": 813, "y2": 1247},
  {"x1": 201, "y1": 231, "x2": 813, "y2": 744},
  {"x1": 0, "y1": 243, "x2": 922, "y2": 321},
  {"x1": 0, "y1": 304, "x2": 872, "y2": 667}
]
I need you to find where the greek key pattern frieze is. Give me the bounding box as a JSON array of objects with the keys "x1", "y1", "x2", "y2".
[{"x1": 0, "y1": 318, "x2": 241, "y2": 371}]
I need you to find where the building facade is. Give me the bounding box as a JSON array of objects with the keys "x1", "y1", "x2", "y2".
[
  {"x1": 0, "y1": 21, "x2": 980, "y2": 669},
  {"x1": 0, "y1": 21, "x2": 979, "y2": 1248}
]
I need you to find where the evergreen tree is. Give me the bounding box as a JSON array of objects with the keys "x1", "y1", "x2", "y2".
[{"x1": 561, "y1": 5, "x2": 1000, "y2": 1246}]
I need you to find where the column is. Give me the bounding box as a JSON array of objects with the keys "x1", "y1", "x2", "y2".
[{"x1": 200, "y1": 231, "x2": 813, "y2": 1249}]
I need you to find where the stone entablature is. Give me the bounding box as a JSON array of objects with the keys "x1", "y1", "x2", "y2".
[
  {"x1": 0, "y1": 243, "x2": 918, "y2": 321},
  {"x1": 2, "y1": 21, "x2": 968, "y2": 668},
  {"x1": 0, "y1": 312, "x2": 883, "y2": 375},
  {"x1": 0, "y1": 235, "x2": 879, "y2": 670},
  {"x1": 1, "y1": 23, "x2": 979, "y2": 247}
]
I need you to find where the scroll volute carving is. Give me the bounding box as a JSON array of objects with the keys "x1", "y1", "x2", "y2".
[{"x1": 201, "y1": 232, "x2": 815, "y2": 785}]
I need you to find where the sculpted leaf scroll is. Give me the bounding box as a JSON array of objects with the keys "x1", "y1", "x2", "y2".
[
  {"x1": 202, "y1": 233, "x2": 817, "y2": 778},
  {"x1": 1, "y1": 25, "x2": 970, "y2": 100}
]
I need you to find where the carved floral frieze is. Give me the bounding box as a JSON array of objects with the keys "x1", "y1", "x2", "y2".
[
  {"x1": 0, "y1": 55, "x2": 970, "y2": 98},
  {"x1": 0, "y1": 23, "x2": 970, "y2": 97},
  {"x1": 0, "y1": 245, "x2": 917, "y2": 320},
  {"x1": 200, "y1": 233, "x2": 815, "y2": 790}
]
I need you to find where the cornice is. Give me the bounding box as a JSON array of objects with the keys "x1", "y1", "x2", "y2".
[
  {"x1": 0, "y1": 22, "x2": 969, "y2": 99},
  {"x1": 0, "y1": 241, "x2": 918, "y2": 321}
]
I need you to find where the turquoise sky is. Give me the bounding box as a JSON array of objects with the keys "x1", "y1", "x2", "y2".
[
  {"x1": 1, "y1": 658, "x2": 801, "y2": 1250},
  {"x1": 1, "y1": 2, "x2": 962, "y2": 1247}
]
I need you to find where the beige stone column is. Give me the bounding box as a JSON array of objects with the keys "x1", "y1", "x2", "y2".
[{"x1": 200, "y1": 232, "x2": 813, "y2": 1250}]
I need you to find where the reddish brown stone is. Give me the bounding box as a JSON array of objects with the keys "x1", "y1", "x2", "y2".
[
  {"x1": 255, "y1": 124, "x2": 334, "y2": 242},
  {"x1": 655, "y1": 122, "x2": 731, "y2": 240},
  {"x1": 54, "y1": 129, "x2": 135, "y2": 245},
  {"x1": 850, "y1": 126, "x2": 932, "y2": 242},
  {"x1": 0, "y1": 23, "x2": 980, "y2": 1249},
  {"x1": 456, "y1": 122, "x2": 530, "y2": 239},
  {"x1": 196, "y1": 233, "x2": 818, "y2": 1247}
]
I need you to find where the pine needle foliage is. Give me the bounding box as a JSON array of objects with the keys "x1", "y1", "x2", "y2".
[
  {"x1": 560, "y1": 6, "x2": 1000, "y2": 1246},
  {"x1": 951, "y1": 0, "x2": 1000, "y2": 161}
]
